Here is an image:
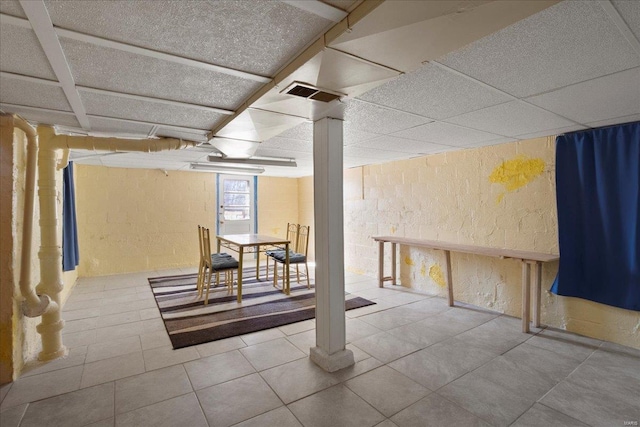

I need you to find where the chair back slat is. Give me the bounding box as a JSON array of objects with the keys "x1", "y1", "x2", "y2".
[
  {"x1": 286, "y1": 223, "x2": 299, "y2": 252},
  {"x1": 203, "y1": 227, "x2": 212, "y2": 259},
  {"x1": 297, "y1": 225, "x2": 310, "y2": 256}
]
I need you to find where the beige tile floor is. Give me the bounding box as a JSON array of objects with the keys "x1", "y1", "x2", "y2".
[{"x1": 1, "y1": 268, "x2": 639, "y2": 427}]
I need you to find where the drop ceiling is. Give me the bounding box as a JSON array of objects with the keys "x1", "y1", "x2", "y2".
[{"x1": 1, "y1": 0, "x2": 638, "y2": 178}]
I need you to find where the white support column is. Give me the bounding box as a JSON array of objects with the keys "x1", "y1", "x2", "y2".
[{"x1": 310, "y1": 117, "x2": 354, "y2": 372}]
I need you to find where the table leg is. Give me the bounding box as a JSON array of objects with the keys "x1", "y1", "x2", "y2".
[
  {"x1": 445, "y1": 250, "x2": 454, "y2": 307},
  {"x1": 521, "y1": 261, "x2": 531, "y2": 333},
  {"x1": 378, "y1": 241, "x2": 384, "y2": 288},
  {"x1": 255, "y1": 245, "x2": 260, "y2": 280},
  {"x1": 391, "y1": 242, "x2": 397, "y2": 285},
  {"x1": 285, "y1": 242, "x2": 290, "y2": 295},
  {"x1": 533, "y1": 261, "x2": 542, "y2": 328},
  {"x1": 237, "y1": 247, "x2": 244, "y2": 303}
]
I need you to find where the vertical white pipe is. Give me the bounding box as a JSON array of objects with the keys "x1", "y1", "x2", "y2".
[
  {"x1": 36, "y1": 142, "x2": 66, "y2": 361},
  {"x1": 11, "y1": 115, "x2": 53, "y2": 318}
]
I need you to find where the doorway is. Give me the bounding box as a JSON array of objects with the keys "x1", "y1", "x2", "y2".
[{"x1": 216, "y1": 174, "x2": 256, "y2": 237}]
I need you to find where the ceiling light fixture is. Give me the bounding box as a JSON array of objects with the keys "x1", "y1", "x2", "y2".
[
  {"x1": 206, "y1": 154, "x2": 297, "y2": 167},
  {"x1": 189, "y1": 163, "x2": 264, "y2": 175}
]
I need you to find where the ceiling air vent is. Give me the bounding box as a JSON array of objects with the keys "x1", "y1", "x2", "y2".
[{"x1": 281, "y1": 82, "x2": 344, "y2": 103}]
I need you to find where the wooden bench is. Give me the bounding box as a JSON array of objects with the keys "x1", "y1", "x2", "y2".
[{"x1": 372, "y1": 236, "x2": 559, "y2": 333}]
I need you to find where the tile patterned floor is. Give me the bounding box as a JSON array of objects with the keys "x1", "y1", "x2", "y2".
[{"x1": 1, "y1": 268, "x2": 639, "y2": 427}]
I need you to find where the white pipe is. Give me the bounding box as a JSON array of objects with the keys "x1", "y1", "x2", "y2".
[
  {"x1": 33, "y1": 126, "x2": 198, "y2": 360},
  {"x1": 11, "y1": 115, "x2": 55, "y2": 318}
]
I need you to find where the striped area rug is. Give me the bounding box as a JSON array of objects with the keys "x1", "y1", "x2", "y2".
[{"x1": 148, "y1": 267, "x2": 375, "y2": 349}]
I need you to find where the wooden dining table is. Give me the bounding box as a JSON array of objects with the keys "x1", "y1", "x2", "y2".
[{"x1": 216, "y1": 234, "x2": 291, "y2": 303}]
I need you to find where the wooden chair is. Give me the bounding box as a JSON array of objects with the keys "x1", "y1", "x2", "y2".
[
  {"x1": 273, "y1": 224, "x2": 311, "y2": 290},
  {"x1": 201, "y1": 226, "x2": 239, "y2": 304},
  {"x1": 265, "y1": 223, "x2": 298, "y2": 280}
]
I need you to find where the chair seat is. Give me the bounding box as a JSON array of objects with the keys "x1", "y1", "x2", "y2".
[
  {"x1": 211, "y1": 257, "x2": 239, "y2": 271},
  {"x1": 211, "y1": 252, "x2": 232, "y2": 260},
  {"x1": 272, "y1": 251, "x2": 305, "y2": 263},
  {"x1": 266, "y1": 249, "x2": 294, "y2": 257}
]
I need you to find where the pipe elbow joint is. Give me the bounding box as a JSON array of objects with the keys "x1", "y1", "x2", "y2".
[{"x1": 22, "y1": 294, "x2": 52, "y2": 318}]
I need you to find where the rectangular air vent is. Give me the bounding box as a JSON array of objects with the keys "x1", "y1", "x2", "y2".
[{"x1": 281, "y1": 81, "x2": 344, "y2": 103}]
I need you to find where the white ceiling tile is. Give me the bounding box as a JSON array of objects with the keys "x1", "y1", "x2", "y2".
[
  {"x1": 0, "y1": 25, "x2": 57, "y2": 80},
  {"x1": 88, "y1": 117, "x2": 154, "y2": 136},
  {"x1": 353, "y1": 135, "x2": 448, "y2": 155},
  {"x1": 514, "y1": 124, "x2": 587, "y2": 141},
  {"x1": 276, "y1": 122, "x2": 312, "y2": 141},
  {"x1": 259, "y1": 137, "x2": 313, "y2": 153},
  {"x1": 586, "y1": 113, "x2": 640, "y2": 129},
  {"x1": 445, "y1": 101, "x2": 577, "y2": 137},
  {"x1": 60, "y1": 38, "x2": 263, "y2": 110},
  {"x1": 358, "y1": 62, "x2": 511, "y2": 120},
  {"x1": 0, "y1": 104, "x2": 80, "y2": 128},
  {"x1": 80, "y1": 91, "x2": 226, "y2": 130},
  {"x1": 344, "y1": 99, "x2": 431, "y2": 134},
  {"x1": 439, "y1": 1, "x2": 640, "y2": 98},
  {"x1": 612, "y1": 0, "x2": 640, "y2": 42},
  {"x1": 343, "y1": 145, "x2": 413, "y2": 160},
  {"x1": 0, "y1": 0, "x2": 26, "y2": 18},
  {"x1": 253, "y1": 146, "x2": 313, "y2": 160},
  {"x1": 0, "y1": 76, "x2": 71, "y2": 111},
  {"x1": 392, "y1": 121, "x2": 507, "y2": 147},
  {"x1": 272, "y1": 121, "x2": 379, "y2": 145},
  {"x1": 45, "y1": 0, "x2": 331, "y2": 76},
  {"x1": 526, "y1": 67, "x2": 640, "y2": 124}
]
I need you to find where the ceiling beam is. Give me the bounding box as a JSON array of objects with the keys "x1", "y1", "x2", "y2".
[
  {"x1": 19, "y1": 0, "x2": 91, "y2": 130},
  {"x1": 54, "y1": 27, "x2": 272, "y2": 84},
  {"x1": 280, "y1": 1, "x2": 348, "y2": 22}
]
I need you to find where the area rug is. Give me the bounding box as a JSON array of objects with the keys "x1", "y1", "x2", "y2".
[{"x1": 148, "y1": 267, "x2": 376, "y2": 349}]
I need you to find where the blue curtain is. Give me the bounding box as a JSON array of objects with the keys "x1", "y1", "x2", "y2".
[
  {"x1": 551, "y1": 121, "x2": 639, "y2": 311},
  {"x1": 62, "y1": 161, "x2": 79, "y2": 271}
]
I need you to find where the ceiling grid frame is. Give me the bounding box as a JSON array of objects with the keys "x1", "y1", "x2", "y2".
[{"x1": 18, "y1": 0, "x2": 91, "y2": 130}]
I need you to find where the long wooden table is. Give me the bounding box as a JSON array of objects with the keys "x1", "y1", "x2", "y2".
[
  {"x1": 217, "y1": 234, "x2": 290, "y2": 303},
  {"x1": 373, "y1": 236, "x2": 559, "y2": 333}
]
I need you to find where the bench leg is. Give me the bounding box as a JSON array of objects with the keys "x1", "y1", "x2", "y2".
[
  {"x1": 533, "y1": 261, "x2": 542, "y2": 328},
  {"x1": 445, "y1": 250, "x2": 454, "y2": 307},
  {"x1": 522, "y1": 261, "x2": 531, "y2": 333},
  {"x1": 378, "y1": 241, "x2": 384, "y2": 288},
  {"x1": 391, "y1": 242, "x2": 396, "y2": 285}
]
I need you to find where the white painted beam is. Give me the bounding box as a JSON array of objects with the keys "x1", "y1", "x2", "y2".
[
  {"x1": 281, "y1": 0, "x2": 348, "y2": 22},
  {"x1": 19, "y1": 0, "x2": 91, "y2": 130}
]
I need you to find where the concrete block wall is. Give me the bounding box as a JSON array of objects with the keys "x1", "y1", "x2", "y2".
[
  {"x1": 336, "y1": 136, "x2": 639, "y2": 349},
  {"x1": 257, "y1": 176, "x2": 299, "y2": 260},
  {"x1": 75, "y1": 166, "x2": 217, "y2": 276}
]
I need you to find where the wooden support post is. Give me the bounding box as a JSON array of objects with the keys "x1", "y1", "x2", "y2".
[{"x1": 445, "y1": 250, "x2": 454, "y2": 307}]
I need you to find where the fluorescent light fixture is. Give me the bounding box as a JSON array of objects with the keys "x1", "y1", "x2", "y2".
[
  {"x1": 189, "y1": 163, "x2": 264, "y2": 175},
  {"x1": 207, "y1": 154, "x2": 297, "y2": 167}
]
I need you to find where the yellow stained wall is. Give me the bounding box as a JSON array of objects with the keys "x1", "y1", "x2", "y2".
[
  {"x1": 75, "y1": 167, "x2": 302, "y2": 275},
  {"x1": 297, "y1": 176, "x2": 315, "y2": 261},
  {"x1": 257, "y1": 176, "x2": 299, "y2": 259},
  {"x1": 335, "y1": 136, "x2": 639, "y2": 349},
  {"x1": 75, "y1": 165, "x2": 217, "y2": 275}
]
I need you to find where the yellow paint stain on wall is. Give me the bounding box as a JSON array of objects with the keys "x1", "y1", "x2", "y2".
[
  {"x1": 429, "y1": 264, "x2": 447, "y2": 288},
  {"x1": 489, "y1": 156, "x2": 545, "y2": 203},
  {"x1": 404, "y1": 256, "x2": 414, "y2": 266},
  {"x1": 390, "y1": 226, "x2": 397, "y2": 234},
  {"x1": 420, "y1": 262, "x2": 426, "y2": 277}
]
